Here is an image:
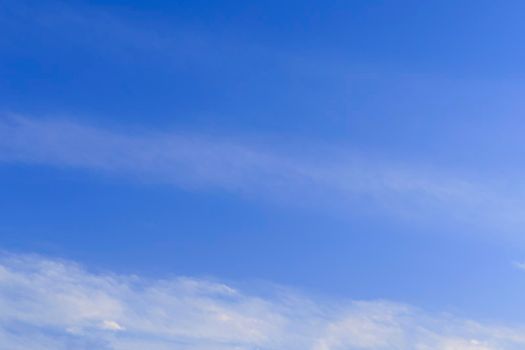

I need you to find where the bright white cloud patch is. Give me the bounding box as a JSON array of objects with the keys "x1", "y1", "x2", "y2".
[{"x1": 0, "y1": 252, "x2": 525, "y2": 349}]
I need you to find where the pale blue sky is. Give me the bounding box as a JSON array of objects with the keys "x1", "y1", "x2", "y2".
[{"x1": 3, "y1": 1, "x2": 525, "y2": 349}]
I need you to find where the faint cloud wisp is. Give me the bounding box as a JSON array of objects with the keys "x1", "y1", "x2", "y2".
[{"x1": 1, "y1": 115, "x2": 524, "y2": 231}]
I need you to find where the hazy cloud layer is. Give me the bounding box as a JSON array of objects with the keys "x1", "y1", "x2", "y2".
[
  {"x1": 0, "y1": 252, "x2": 524, "y2": 350},
  {"x1": 1, "y1": 115, "x2": 525, "y2": 231}
]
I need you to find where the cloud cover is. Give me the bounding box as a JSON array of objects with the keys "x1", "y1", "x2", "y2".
[
  {"x1": 1, "y1": 115, "x2": 524, "y2": 231},
  {"x1": 0, "y1": 251, "x2": 524, "y2": 350}
]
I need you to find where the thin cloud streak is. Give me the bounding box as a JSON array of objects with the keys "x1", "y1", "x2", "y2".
[
  {"x1": 0, "y1": 115, "x2": 523, "y2": 230},
  {"x1": 513, "y1": 262, "x2": 525, "y2": 271},
  {"x1": 1, "y1": 251, "x2": 525, "y2": 350}
]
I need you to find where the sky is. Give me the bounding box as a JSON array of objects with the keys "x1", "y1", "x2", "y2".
[{"x1": 2, "y1": 0, "x2": 525, "y2": 349}]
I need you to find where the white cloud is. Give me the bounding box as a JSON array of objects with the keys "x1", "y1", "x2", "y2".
[
  {"x1": 1, "y1": 252, "x2": 525, "y2": 350},
  {"x1": 100, "y1": 320, "x2": 124, "y2": 331},
  {"x1": 513, "y1": 261, "x2": 525, "y2": 271},
  {"x1": 1, "y1": 115, "x2": 525, "y2": 231}
]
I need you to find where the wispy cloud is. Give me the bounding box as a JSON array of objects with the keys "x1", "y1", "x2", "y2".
[
  {"x1": 0, "y1": 115, "x2": 302, "y2": 192},
  {"x1": 1, "y1": 115, "x2": 525, "y2": 230},
  {"x1": 513, "y1": 261, "x2": 525, "y2": 271},
  {"x1": 0, "y1": 251, "x2": 524, "y2": 349}
]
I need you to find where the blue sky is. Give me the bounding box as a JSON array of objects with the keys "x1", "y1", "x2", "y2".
[{"x1": 3, "y1": 1, "x2": 525, "y2": 349}]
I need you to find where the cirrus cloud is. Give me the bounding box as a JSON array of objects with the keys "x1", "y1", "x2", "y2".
[
  {"x1": 1, "y1": 114, "x2": 525, "y2": 232},
  {"x1": 1, "y1": 252, "x2": 525, "y2": 349}
]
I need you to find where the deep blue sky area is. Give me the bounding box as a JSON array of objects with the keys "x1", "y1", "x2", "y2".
[{"x1": 3, "y1": 0, "x2": 525, "y2": 337}]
